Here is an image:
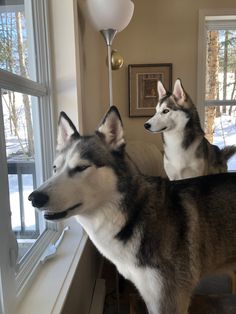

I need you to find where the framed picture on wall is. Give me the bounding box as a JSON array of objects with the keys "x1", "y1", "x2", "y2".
[{"x1": 128, "y1": 63, "x2": 172, "y2": 117}]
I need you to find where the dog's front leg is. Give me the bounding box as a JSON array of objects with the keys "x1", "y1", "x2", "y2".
[
  {"x1": 132, "y1": 268, "x2": 192, "y2": 314},
  {"x1": 158, "y1": 288, "x2": 191, "y2": 314},
  {"x1": 144, "y1": 299, "x2": 161, "y2": 314},
  {"x1": 146, "y1": 304, "x2": 160, "y2": 314},
  {"x1": 144, "y1": 287, "x2": 191, "y2": 314},
  {"x1": 135, "y1": 275, "x2": 162, "y2": 314}
]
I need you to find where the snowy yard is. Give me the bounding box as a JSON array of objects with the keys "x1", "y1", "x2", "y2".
[
  {"x1": 213, "y1": 110, "x2": 236, "y2": 171},
  {"x1": 3, "y1": 92, "x2": 40, "y2": 239},
  {"x1": 9, "y1": 174, "x2": 36, "y2": 231}
]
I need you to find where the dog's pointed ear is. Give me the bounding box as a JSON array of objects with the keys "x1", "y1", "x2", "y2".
[
  {"x1": 57, "y1": 111, "x2": 79, "y2": 151},
  {"x1": 157, "y1": 81, "x2": 167, "y2": 99},
  {"x1": 97, "y1": 106, "x2": 125, "y2": 151},
  {"x1": 173, "y1": 79, "x2": 186, "y2": 102}
]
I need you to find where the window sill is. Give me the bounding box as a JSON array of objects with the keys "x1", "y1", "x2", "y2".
[{"x1": 18, "y1": 217, "x2": 88, "y2": 314}]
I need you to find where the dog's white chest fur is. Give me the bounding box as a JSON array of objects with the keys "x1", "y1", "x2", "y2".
[
  {"x1": 164, "y1": 131, "x2": 204, "y2": 180},
  {"x1": 76, "y1": 203, "x2": 162, "y2": 313}
]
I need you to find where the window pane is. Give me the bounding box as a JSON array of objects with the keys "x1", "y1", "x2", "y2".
[
  {"x1": 206, "y1": 30, "x2": 236, "y2": 101},
  {"x1": 0, "y1": 1, "x2": 37, "y2": 81},
  {"x1": 205, "y1": 105, "x2": 236, "y2": 171},
  {"x1": 2, "y1": 89, "x2": 45, "y2": 262}
]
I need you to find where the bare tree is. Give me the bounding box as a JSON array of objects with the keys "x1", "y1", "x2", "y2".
[
  {"x1": 16, "y1": 11, "x2": 34, "y2": 157},
  {"x1": 3, "y1": 93, "x2": 28, "y2": 156},
  {"x1": 0, "y1": 13, "x2": 19, "y2": 136},
  {"x1": 205, "y1": 31, "x2": 219, "y2": 143},
  {"x1": 229, "y1": 69, "x2": 236, "y2": 116},
  {"x1": 222, "y1": 31, "x2": 229, "y2": 113},
  {"x1": 228, "y1": 34, "x2": 236, "y2": 116}
]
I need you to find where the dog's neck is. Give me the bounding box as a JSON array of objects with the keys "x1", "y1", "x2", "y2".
[
  {"x1": 76, "y1": 196, "x2": 138, "y2": 266},
  {"x1": 77, "y1": 198, "x2": 124, "y2": 235},
  {"x1": 163, "y1": 128, "x2": 185, "y2": 143},
  {"x1": 163, "y1": 117, "x2": 204, "y2": 151}
]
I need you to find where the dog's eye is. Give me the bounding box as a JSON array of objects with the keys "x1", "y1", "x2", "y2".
[
  {"x1": 53, "y1": 165, "x2": 57, "y2": 173},
  {"x1": 162, "y1": 109, "x2": 169, "y2": 114},
  {"x1": 69, "y1": 165, "x2": 90, "y2": 176},
  {"x1": 75, "y1": 165, "x2": 90, "y2": 172}
]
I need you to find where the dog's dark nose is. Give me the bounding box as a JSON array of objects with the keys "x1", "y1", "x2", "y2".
[
  {"x1": 144, "y1": 123, "x2": 151, "y2": 130},
  {"x1": 28, "y1": 191, "x2": 49, "y2": 208}
]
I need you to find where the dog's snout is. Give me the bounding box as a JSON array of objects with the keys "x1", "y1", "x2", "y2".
[
  {"x1": 28, "y1": 191, "x2": 49, "y2": 208},
  {"x1": 144, "y1": 122, "x2": 151, "y2": 130}
]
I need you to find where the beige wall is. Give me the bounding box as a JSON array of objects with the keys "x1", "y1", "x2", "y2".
[
  {"x1": 50, "y1": 0, "x2": 81, "y2": 129},
  {"x1": 79, "y1": 0, "x2": 236, "y2": 149}
]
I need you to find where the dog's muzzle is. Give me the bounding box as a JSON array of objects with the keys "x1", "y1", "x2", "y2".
[
  {"x1": 144, "y1": 122, "x2": 151, "y2": 130},
  {"x1": 144, "y1": 124, "x2": 167, "y2": 133},
  {"x1": 28, "y1": 191, "x2": 82, "y2": 221},
  {"x1": 44, "y1": 203, "x2": 82, "y2": 221},
  {"x1": 28, "y1": 191, "x2": 49, "y2": 208}
]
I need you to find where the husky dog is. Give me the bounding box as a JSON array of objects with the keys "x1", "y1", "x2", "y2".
[
  {"x1": 29, "y1": 107, "x2": 236, "y2": 314},
  {"x1": 144, "y1": 79, "x2": 236, "y2": 180}
]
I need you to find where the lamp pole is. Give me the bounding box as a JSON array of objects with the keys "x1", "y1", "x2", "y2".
[{"x1": 100, "y1": 29, "x2": 117, "y2": 107}]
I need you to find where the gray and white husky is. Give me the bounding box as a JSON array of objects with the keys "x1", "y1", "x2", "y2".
[
  {"x1": 29, "y1": 107, "x2": 236, "y2": 314},
  {"x1": 144, "y1": 79, "x2": 236, "y2": 180}
]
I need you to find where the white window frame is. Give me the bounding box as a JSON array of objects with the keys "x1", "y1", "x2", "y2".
[
  {"x1": 197, "y1": 9, "x2": 236, "y2": 126},
  {"x1": 0, "y1": 0, "x2": 61, "y2": 312}
]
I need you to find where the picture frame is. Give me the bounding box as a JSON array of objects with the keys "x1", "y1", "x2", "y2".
[{"x1": 128, "y1": 63, "x2": 172, "y2": 117}]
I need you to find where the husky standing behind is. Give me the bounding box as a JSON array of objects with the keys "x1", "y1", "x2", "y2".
[
  {"x1": 29, "y1": 107, "x2": 236, "y2": 314},
  {"x1": 144, "y1": 79, "x2": 236, "y2": 180}
]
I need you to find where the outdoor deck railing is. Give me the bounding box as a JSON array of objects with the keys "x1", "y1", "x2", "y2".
[{"x1": 7, "y1": 160, "x2": 40, "y2": 239}]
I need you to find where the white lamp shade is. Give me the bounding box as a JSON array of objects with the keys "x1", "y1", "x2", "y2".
[{"x1": 86, "y1": 0, "x2": 134, "y2": 32}]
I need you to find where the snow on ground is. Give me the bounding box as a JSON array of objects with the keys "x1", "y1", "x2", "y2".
[
  {"x1": 212, "y1": 111, "x2": 236, "y2": 171},
  {"x1": 9, "y1": 174, "x2": 36, "y2": 230},
  {"x1": 2, "y1": 94, "x2": 38, "y2": 235}
]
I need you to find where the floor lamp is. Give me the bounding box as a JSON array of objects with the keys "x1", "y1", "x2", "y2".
[{"x1": 86, "y1": 0, "x2": 134, "y2": 107}]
